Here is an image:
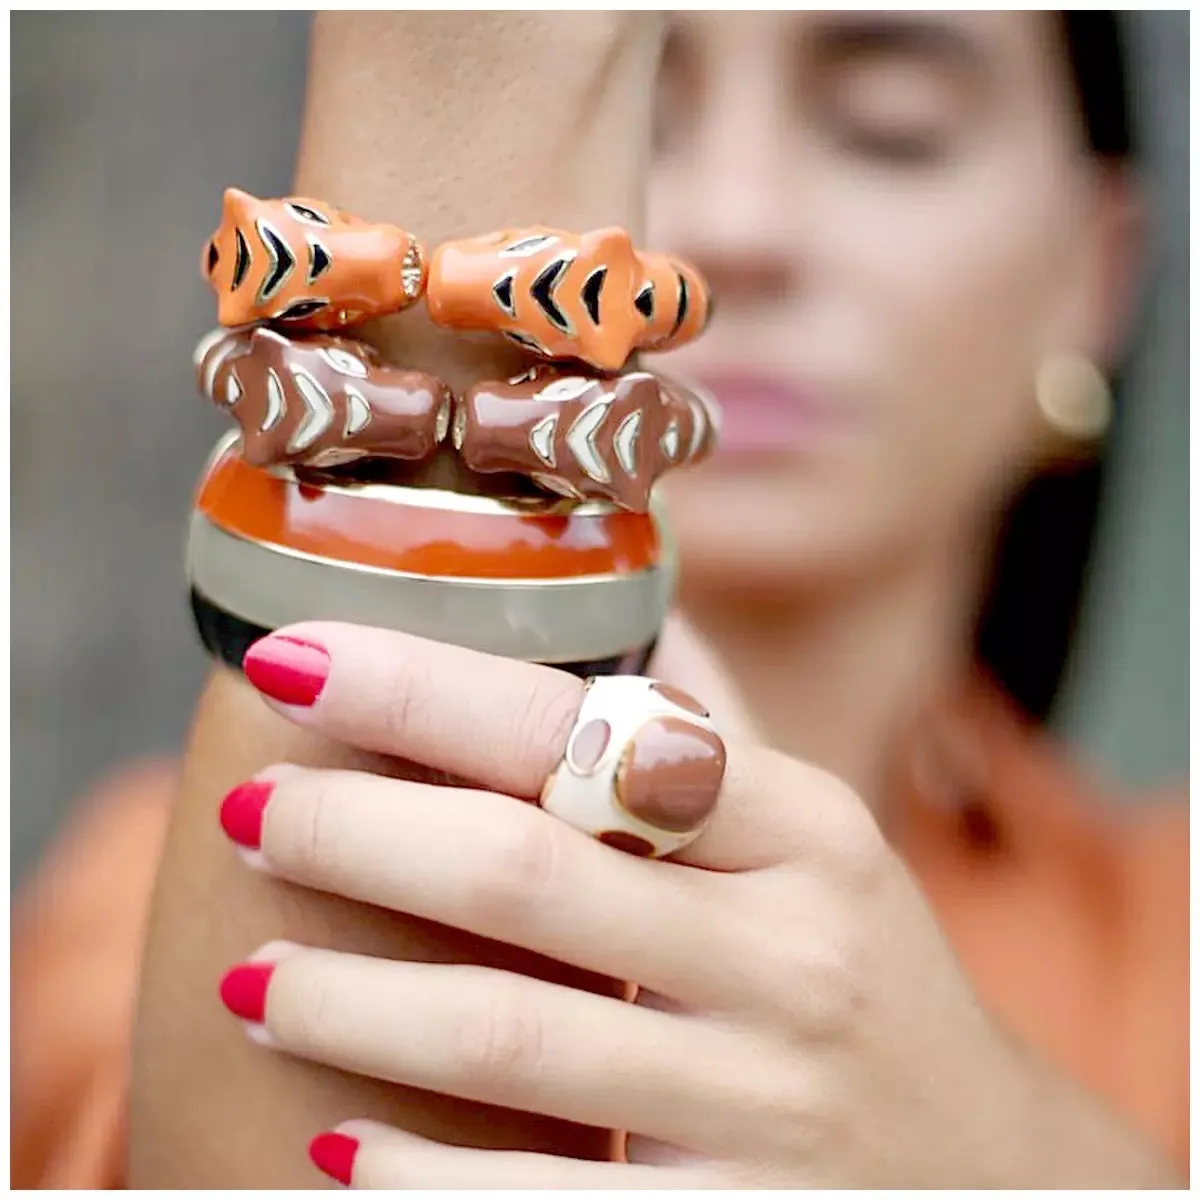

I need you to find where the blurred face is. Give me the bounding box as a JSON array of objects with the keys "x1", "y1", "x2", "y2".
[{"x1": 648, "y1": 12, "x2": 1126, "y2": 591}]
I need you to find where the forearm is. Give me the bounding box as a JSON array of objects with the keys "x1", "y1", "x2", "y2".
[{"x1": 129, "y1": 13, "x2": 661, "y2": 1187}]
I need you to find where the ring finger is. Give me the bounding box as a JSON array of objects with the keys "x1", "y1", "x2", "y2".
[{"x1": 224, "y1": 765, "x2": 747, "y2": 1008}]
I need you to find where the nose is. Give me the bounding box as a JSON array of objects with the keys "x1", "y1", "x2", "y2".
[
  {"x1": 657, "y1": 87, "x2": 795, "y2": 311},
  {"x1": 692, "y1": 232, "x2": 792, "y2": 310}
]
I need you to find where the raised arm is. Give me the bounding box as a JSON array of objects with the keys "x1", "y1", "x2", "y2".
[{"x1": 128, "y1": 13, "x2": 663, "y2": 1187}]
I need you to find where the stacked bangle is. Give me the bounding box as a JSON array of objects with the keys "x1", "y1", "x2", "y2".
[
  {"x1": 189, "y1": 432, "x2": 670, "y2": 675},
  {"x1": 194, "y1": 326, "x2": 717, "y2": 512},
  {"x1": 203, "y1": 188, "x2": 711, "y2": 371},
  {"x1": 187, "y1": 186, "x2": 718, "y2": 675}
]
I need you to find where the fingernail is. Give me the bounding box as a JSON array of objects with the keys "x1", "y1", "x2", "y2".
[
  {"x1": 219, "y1": 961, "x2": 275, "y2": 1023},
  {"x1": 219, "y1": 780, "x2": 274, "y2": 849},
  {"x1": 309, "y1": 1131, "x2": 359, "y2": 1186},
  {"x1": 244, "y1": 635, "x2": 330, "y2": 707}
]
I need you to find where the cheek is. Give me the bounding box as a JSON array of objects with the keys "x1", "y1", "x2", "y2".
[{"x1": 826, "y1": 167, "x2": 1075, "y2": 526}]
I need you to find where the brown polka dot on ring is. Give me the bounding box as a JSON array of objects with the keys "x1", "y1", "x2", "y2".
[
  {"x1": 615, "y1": 715, "x2": 726, "y2": 834},
  {"x1": 649, "y1": 681, "x2": 710, "y2": 719},
  {"x1": 596, "y1": 830, "x2": 656, "y2": 857}
]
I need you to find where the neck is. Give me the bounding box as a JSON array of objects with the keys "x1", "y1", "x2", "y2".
[{"x1": 678, "y1": 546, "x2": 983, "y2": 813}]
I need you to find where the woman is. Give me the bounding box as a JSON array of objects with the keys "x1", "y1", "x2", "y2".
[{"x1": 12, "y1": 11, "x2": 1186, "y2": 1188}]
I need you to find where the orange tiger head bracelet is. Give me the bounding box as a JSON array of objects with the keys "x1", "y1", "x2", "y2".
[
  {"x1": 202, "y1": 189, "x2": 712, "y2": 371},
  {"x1": 202, "y1": 188, "x2": 427, "y2": 330}
]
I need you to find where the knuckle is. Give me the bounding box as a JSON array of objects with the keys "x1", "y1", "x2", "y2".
[
  {"x1": 709, "y1": 1034, "x2": 834, "y2": 1162},
  {"x1": 511, "y1": 674, "x2": 582, "y2": 771},
  {"x1": 768, "y1": 926, "x2": 872, "y2": 1036},
  {"x1": 452, "y1": 975, "x2": 546, "y2": 1086},
  {"x1": 463, "y1": 808, "x2": 560, "y2": 929},
  {"x1": 275, "y1": 964, "x2": 339, "y2": 1055},
  {"x1": 377, "y1": 663, "x2": 421, "y2": 746},
  {"x1": 804, "y1": 767, "x2": 893, "y2": 890},
  {"x1": 828, "y1": 812, "x2": 892, "y2": 893},
  {"x1": 282, "y1": 772, "x2": 352, "y2": 878}
]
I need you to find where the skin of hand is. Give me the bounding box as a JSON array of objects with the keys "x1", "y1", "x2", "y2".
[{"x1": 211, "y1": 621, "x2": 1182, "y2": 1189}]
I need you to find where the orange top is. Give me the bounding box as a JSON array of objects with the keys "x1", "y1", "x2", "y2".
[{"x1": 9, "y1": 682, "x2": 1188, "y2": 1187}]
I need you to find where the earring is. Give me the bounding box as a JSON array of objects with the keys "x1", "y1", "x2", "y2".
[{"x1": 1035, "y1": 353, "x2": 1112, "y2": 444}]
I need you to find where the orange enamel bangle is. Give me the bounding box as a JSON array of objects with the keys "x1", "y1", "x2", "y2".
[
  {"x1": 202, "y1": 188, "x2": 712, "y2": 372},
  {"x1": 187, "y1": 431, "x2": 671, "y2": 674}
]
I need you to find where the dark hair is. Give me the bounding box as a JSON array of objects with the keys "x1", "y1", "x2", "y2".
[{"x1": 974, "y1": 12, "x2": 1135, "y2": 722}]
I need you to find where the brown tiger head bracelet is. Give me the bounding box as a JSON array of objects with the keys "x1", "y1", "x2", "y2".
[{"x1": 193, "y1": 327, "x2": 718, "y2": 512}]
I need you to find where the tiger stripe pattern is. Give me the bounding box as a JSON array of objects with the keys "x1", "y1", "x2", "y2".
[{"x1": 202, "y1": 188, "x2": 426, "y2": 332}]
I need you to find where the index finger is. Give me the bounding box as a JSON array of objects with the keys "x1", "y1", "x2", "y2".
[{"x1": 243, "y1": 621, "x2": 584, "y2": 800}]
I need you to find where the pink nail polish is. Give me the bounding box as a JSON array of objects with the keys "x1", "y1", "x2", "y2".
[
  {"x1": 244, "y1": 635, "x2": 330, "y2": 707},
  {"x1": 219, "y1": 961, "x2": 275, "y2": 1023},
  {"x1": 309, "y1": 1131, "x2": 359, "y2": 1185},
  {"x1": 219, "y1": 779, "x2": 274, "y2": 849}
]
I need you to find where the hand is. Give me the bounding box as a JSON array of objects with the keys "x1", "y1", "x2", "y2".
[{"x1": 212, "y1": 622, "x2": 1161, "y2": 1189}]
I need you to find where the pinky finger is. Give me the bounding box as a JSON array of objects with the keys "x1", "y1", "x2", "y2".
[{"x1": 309, "y1": 1120, "x2": 710, "y2": 1190}]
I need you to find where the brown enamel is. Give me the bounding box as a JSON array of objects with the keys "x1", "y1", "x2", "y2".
[
  {"x1": 202, "y1": 188, "x2": 425, "y2": 331},
  {"x1": 658, "y1": 376, "x2": 719, "y2": 466},
  {"x1": 634, "y1": 252, "x2": 712, "y2": 353},
  {"x1": 458, "y1": 366, "x2": 715, "y2": 511},
  {"x1": 649, "y1": 682, "x2": 710, "y2": 719},
  {"x1": 195, "y1": 327, "x2": 451, "y2": 468},
  {"x1": 427, "y1": 227, "x2": 648, "y2": 372},
  {"x1": 615, "y1": 716, "x2": 726, "y2": 834},
  {"x1": 596, "y1": 831, "x2": 656, "y2": 857}
]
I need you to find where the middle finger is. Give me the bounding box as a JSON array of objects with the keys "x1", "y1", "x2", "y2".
[{"x1": 223, "y1": 765, "x2": 750, "y2": 1011}]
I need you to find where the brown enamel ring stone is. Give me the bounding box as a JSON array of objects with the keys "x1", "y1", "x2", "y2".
[{"x1": 614, "y1": 715, "x2": 727, "y2": 836}]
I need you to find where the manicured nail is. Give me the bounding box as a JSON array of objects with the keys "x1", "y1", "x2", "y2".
[
  {"x1": 219, "y1": 779, "x2": 274, "y2": 849},
  {"x1": 244, "y1": 635, "x2": 330, "y2": 707},
  {"x1": 219, "y1": 961, "x2": 275, "y2": 1023},
  {"x1": 309, "y1": 1131, "x2": 359, "y2": 1186}
]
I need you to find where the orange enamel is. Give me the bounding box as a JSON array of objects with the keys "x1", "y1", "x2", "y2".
[
  {"x1": 426, "y1": 227, "x2": 647, "y2": 372},
  {"x1": 201, "y1": 190, "x2": 713, "y2": 359},
  {"x1": 202, "y1": 188, "x2": 426, "y2": 331},
  {"x1": 195, "y1": 450, "x2": 660, "y2": 579},
  {"x1": 634, "y1": 251, "x2": 711, "y2": 352}
]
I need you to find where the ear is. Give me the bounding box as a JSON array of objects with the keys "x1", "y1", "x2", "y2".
[{"x1": 1051, "y1": 163, "x2": 1145, "y2": 370}]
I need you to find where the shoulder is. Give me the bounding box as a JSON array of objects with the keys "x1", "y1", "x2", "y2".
[
  {"x1": 1103, "y1": 787, "x2": 1190, "y2": 1170},
  {"x1": 1110, "y1": 786, "x2": 1189, "y2": 921}
]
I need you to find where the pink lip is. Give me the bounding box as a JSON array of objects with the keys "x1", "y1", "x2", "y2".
[{"x1": 693, "y1": 369, "x2": 847, "y2": 456}]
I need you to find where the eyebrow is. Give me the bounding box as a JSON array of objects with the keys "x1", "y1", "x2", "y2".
[{"x1": 802, "y1": 13, "x2": 990, "y2": 76}]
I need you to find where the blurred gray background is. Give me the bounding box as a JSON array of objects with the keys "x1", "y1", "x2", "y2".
[{"x1": 10, "y1": 13, "x2": 1189, "y2": 888}]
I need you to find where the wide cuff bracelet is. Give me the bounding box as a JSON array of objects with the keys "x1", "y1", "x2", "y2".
[{"x1": 187, "y1": 432, "x2": 675, "y2": 670}]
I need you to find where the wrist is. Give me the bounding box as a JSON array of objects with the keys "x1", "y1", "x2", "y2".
[{"x1": 293, "y1": 13, "x2": 663, "y2": 384}]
